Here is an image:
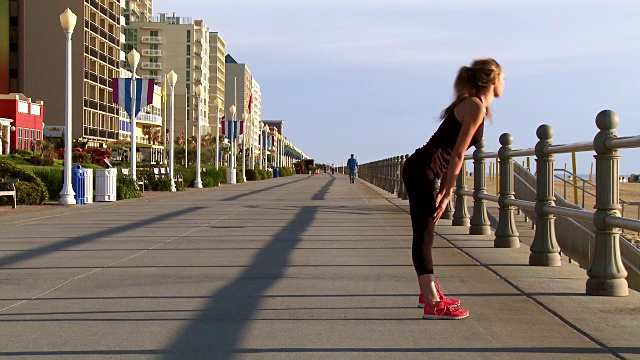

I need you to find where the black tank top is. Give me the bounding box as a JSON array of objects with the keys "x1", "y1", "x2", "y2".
[{"x1": 411, "y1": 103, "x2": 484, "y2": 179}]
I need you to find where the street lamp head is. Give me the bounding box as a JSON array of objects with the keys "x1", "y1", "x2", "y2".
[
  {"x1": 59, "y1": 8, "x2": 77, "y2": 32},
  {"x1": 242, "y1": 112, "x2": 248, "y2": 121},
  {"x1": 195, "y1": 84, "x2": 204, "y2": 97},
  {"x1": 213, "y1": 97, "x2": 221, "y2": 108},
  {"x1": 127, "y1": 49, "x2": 141, "y2": 68},
  {"x1": 167, "y1": 70, "x2": 178, "y2": 86},
  {"x1": 229, "y1": 105, "x2": 236, "y2": 116}
]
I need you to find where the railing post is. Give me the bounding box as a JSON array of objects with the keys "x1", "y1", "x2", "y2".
[
  {"x1": 393, "y1": 156, "x2": 400, "y2": 195},
  {"x1": 453, "y1": 160, "x2": 470, "y2": 226},
  {"x1": 441, "y1": 178, "x2": 454, "y2": 220},
  {"x1": 587, "y1": 110, "x2": 628, "y2": 296},
  {"x1": 397, "y1": 155, "x2": 405, "y2": 198},
  {"x1": 390, "y1": 157, "x2": 395, "y2": 193},
  {"x1": 530, "y1": 125, "x2": 561, "y2": 266},
  {"x1": 494, "y1": 133, "x2": 520, "y2": 248},
  {"x1": 470, "y1": 140, "x2": 491, "y2": 235},
  {"x1": 401, "y1": 154, "x2": 409, "y2": 200}
]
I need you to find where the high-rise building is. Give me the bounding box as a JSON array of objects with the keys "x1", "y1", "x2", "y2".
[
  {"x1": 208, "y1": 31, "x2": 225, "y2": 130},
  {"x1": 225, "y1": 54, "x2": 261, "y2": 160},
  {"x1": 123, "y1": 0, "x2": 152, "y2": 25},
  {"x1": 20, "y1": 0, "x2": 126, "y2": 147},
  {"x1": 1, "y1": 0, "x2": 21, "y2": 94},
  {"x1": 125, "y1": 13, "x2": 211, "y2": 138}
]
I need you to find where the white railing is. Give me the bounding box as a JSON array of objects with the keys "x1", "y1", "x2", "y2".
[
  {"x1": 137, "y1": 113, "x2": 162, "y2": 126},
  {"x1": 141, "y1": 49, "x2": 162, "y2": 56},
  {"x1": 141, "y1": 36, "x2": 162, "y2": 43},
  {"x1": 141, "y1": 62, "x2": 162, "y2": 69}
]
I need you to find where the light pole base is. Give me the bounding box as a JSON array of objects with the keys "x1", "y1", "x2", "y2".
[
  {"x1": 226, "y1": 168, "x2": 237, "y2": 184},
  {"x1": 59, "y1": 185, "x2": 76, "y2": 205},
  {"x1": 194, "y1": 179, "x2": 203, "y2": 188},
  {"x1": 170, "y1": 180, "x2": 176, "y2": 192}
]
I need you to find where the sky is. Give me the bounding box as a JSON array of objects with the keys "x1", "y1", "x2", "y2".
[{"x1": 154, "y1": 0, "x2": 640, "y2": 175}]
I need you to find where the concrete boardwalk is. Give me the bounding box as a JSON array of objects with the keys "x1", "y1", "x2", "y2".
[{"x1": 0, "y1": 174, "x2": 639, "y2": 359}]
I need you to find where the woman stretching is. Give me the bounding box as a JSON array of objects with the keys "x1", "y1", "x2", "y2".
[{"x1": 403, "y1": 58, "x2": 505, "y2": 319}]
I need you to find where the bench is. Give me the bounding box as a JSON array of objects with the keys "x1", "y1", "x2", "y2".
[{"x1": 0, "y1": 179, "x2": 19, "y2": 208}]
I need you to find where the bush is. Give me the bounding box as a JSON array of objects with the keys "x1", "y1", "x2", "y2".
[
  {"x1": 15, "y1": 150, "x2": 32, "y2": 157},
  {"x1": 201, "y1": 175, "x2": 217, "y2": 188},
  {"x1": 236, "y1": 168, "x2": 245, "y2": 183},
  {"x1": 258, "y1": 169, "x2": 268, "y2": 180},
  {"x1": 176, "y1": 166, "x2": 196, "y2": 187},
  {"x1": 265, "y1": 169, "x2": 273, "y2": 179},
  {"x1": 29, "y1": 155, "x2": 55, "y2": 166},
  {"x1": 31, "y1": 167, "x2": 63, "y2": 201},
  {"x1": 116, "y1": 172, "x2": 141, "y2": 200},
  {"x1": 72, "y1": 152, "x2": 91, "y2": 164},
  {"x1": 16, "y1": 182, "x2": 48, "y2": 205},
  {"x1": 202, "y1": 167, "x2": 225, "y2": 186},
  {"x1": 245, "y1": 168, "x2": 260, "y2": 181},
  {"x1": 0, "y1": 159, "x2": 48, "y2": 205},
  {"x1": 147, "y1": 177, "x2": 172, "y2": 191}
]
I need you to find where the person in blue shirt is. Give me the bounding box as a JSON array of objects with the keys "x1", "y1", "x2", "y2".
[{"x1": 346, "y1": 154, "x2": 358, "y2": 184}]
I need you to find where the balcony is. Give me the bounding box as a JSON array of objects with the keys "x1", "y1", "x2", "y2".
[
  {"x1": 143, "y1": 75, "x2": 162, "y2": 82},
  {"x1": 141, "y1": 62, "x2": 162, "y2": 69},
  {"x1": 194, "y1": 38, "x2": 203, "y2": 45},
  {"x1": 141, "y1": 49, "x2": 162, "y2": 56},
  {"x1": 137, "y1": 113, "x2": 162, "y2": 126},
  {"x1": 141, "y1": 36, "x2": 162, "y2": 43}
]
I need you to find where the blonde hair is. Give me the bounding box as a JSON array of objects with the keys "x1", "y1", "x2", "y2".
[{"x1": 440, "y1": 58, "x2": 502, "y2": 121}]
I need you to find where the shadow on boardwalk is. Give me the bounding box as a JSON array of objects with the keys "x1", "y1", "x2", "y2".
[{"x1": 163, "y1": 177, "x2": 334, "y2": 359}]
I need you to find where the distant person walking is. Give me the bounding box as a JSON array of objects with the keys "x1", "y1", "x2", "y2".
[
  {"x1": 403, "y1": 58, "x2": 504, "y2": 320},
  {"x1": 346, "y1": 154, "x2": 358, "y2": 184}
]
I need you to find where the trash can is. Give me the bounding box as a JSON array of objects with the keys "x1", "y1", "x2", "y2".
[
  {"x1": 95, "y1": 168, "x2": 117, "y2": 202},
  {"x1": 273, "y1": 167, "x2": 279, "y2": 178},
  {"x1": 84, "y1": 168, "x2": 93, "y2": 204},
  {"x1": 71, "y1": 164, "x2": 85, "y2": 205}
]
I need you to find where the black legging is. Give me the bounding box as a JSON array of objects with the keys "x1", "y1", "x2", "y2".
[{"x1": 402, "y1": 155, "x2": 436, "y2": 276}]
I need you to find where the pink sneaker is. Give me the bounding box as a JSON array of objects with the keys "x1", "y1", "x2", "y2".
[
  {"x1": 423, "y1": 301, "x2": 469, "y2": 320},
  {"x1": 435, "y1": 281, "x2": 461, "y2": 307},
  {"x1": 417, "y1": 283, "x2": 461, "y2": 308}
]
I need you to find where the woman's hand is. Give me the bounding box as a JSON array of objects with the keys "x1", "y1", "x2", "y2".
[{"x1": 433, "y1": 188, "x2": 453, "y2": 224}]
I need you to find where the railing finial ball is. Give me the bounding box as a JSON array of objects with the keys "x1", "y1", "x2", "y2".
[
  {"x1": 536, "y1": 124, "x2": 554, "y2": 141},
  {"x1": 595, "y1": 110, "x2": 619, "y2": 131},
  {"x1": 499, "y1": 133, "x2": 513, "y2": 146},
  {"x1": 477, "y1": 139, "x2": 486, "y2": 150}
]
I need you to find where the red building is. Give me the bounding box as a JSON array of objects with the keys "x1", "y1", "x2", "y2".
[{"x1": 0, "y1": 93, "x2": 44, "y2": 154}]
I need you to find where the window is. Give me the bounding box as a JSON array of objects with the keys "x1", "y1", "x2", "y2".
[
  {"x1": 186, "y1": 30, "x2": 191, "y2": 42},
  {"x1": 150, "y1": 30, "x2": 158, "y2": 37},
  {"x1": 17, "y1": 128, "x2": 22, "y2": 150},
  {"x1": 186, "y1": 58, "x2": 190, "y2": 67},
  {"x1": 186, "y1": 45, "x2": 190, "y2": 56},
  {"x1": 186, "y1": 70, "x2": 190, "y2": 82},
  {"x1": 36, "y1": 130, "x2": 41, "y2": 140},
  {"x1": 30, "y1": 129, "x2": 35, "y2": 141},
  {"x1": 151, "y1": 43, "x2": 158, "y2": 50}
]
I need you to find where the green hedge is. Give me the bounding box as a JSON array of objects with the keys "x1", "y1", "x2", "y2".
[
  {"x1": 245, "y1": 168, "x2": 260, "y2": 181},
  {"x1": 31, "y1": 167, "x2": 63, "y2": 201},
  {"x1": 0, "y1": 159, "x2": 48, "y2": 205}
]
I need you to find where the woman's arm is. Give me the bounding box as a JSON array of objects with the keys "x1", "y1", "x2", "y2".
[{"x1": 433, "y1": 99, "x2": 485, "y2": 223}]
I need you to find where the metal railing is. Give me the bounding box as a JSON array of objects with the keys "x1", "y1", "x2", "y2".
[{"x1": 359, "y1": 110, "x2": 640, "y2": 296}]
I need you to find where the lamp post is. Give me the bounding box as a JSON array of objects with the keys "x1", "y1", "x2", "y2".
[
  {"x1": 59, "y1": 8, "x2": 77, "y2": 205},
  {"x1": 194, "y1": 84, "x2": 204, "y2": 188},
  {"x1": 241, "y1": 112, "x2": 248, "y2": 182},
  {"x1": 263, "y1": 125, "x2": 268, "y2": 170},
  {"x1": 127, "y1": 49, "x2": 140, "y2": 181},
  {"x1": 167, "y1": 70, "x2": 178, "y2": 192},
  {"x1": 213, "y1": 97, "x2": 222, "y2": 170},
  {"x1": 226, "y1": 105, "x2": 237, "y2": 184}
]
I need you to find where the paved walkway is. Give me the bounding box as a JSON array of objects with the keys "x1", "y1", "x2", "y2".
[{"x1": 0, "y1": 174, "x2": 639, "y2": 359}]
